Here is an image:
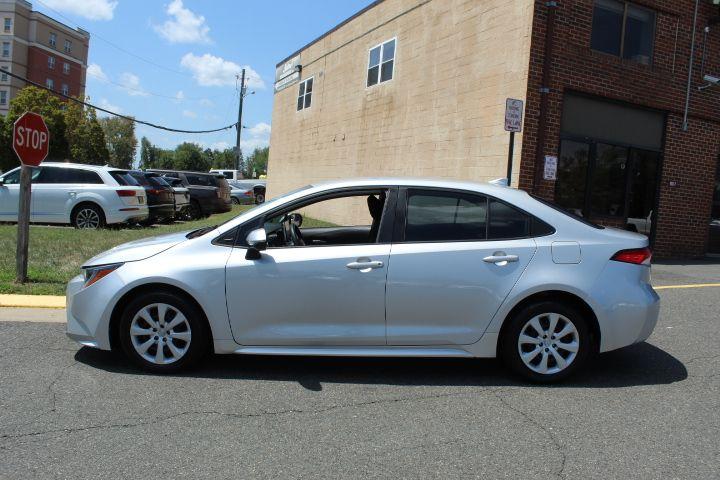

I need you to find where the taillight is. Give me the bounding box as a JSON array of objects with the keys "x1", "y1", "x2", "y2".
[
  {"x1": 116, "y1": 189, "x2": 137, "y2": 197},
  {"x1": 244, "y1": 191, "x2": 253, "y2": 196},
  {"x1": 147, "y1": 188, "x2": 164, "y2": 195},
  {"x1": 611, "y1": 247, "x2": 652, "y2": 266},
  {"x1": 216, "y1": 188, "x2": 222, "y2": 198}
]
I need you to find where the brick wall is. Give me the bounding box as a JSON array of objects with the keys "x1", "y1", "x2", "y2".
[{"x1": 520, "y1": 0, "x2": 720, "y2": 258}]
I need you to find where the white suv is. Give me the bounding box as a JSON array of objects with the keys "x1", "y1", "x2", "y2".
[{"x1": 0, "y1": 162, "x2": 148, "y2": 229}]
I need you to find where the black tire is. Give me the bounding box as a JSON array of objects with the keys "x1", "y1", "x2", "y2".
[
  {"x1": 255, "y1": 193, "x2": 265, "y2": 204},
  {"x1": 71, "y1": 203, "x2": 105, "y2": 229},
  {"x1": 500, "y1": 300, "x2": 593, "y2": 383},
  {"x1": 231, "y1": 197, "x2": 240, "y2": 205},
  {"x1": 118, "y1": 291, "x2": 209, "y2": 373},
  {"x1": 187, "y1": 200, "x2": 202, "y2": 220}
]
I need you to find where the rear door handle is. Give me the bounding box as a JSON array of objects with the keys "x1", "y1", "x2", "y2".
[
  {"x1": 483, "y1": 253, "x2": 519, "y2": 265},
  {"x1": 346, "y1": 260, "x2": 384, "y2": 270}
]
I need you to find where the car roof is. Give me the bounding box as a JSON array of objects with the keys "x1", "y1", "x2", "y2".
[
  {"x1": 38, "y1": 162, "x2": 126, "y2": 172},
  {"x1": 148, "y1": 169, "x2": 218, "y2": 176}
]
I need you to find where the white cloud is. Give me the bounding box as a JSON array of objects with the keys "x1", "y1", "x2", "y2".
[
  {"x1": 42, "y1": 0, "x2": 117, "y2": 20},
  {"x1": 154, "y1": 0, "x2": 211, "y2": 44},
  {"x1": 175, "y1": 90, "x2": 185, "y2": 103},
  {"x1": 199, "y1": 98, "x2": 214, "y2": 108},
  {"x1": 96, "y1": 98, "x2": 122, "y2": 116},
  {"x1": 240, "y1": 122, "x2": 271, "y2": 152},
  {"x1": 180, "y1": 53, "x2": 264, "y2": 88},
  {"x1": 247, "y1": 122, "x2": 271, "y2": 137},
  {"x1": 118, "y1": 72, "x2": 148, "y2": 96},
  {"x1": 182, "y1": 109, "x2": 197, "y2": 118},
  {"x1": 87, "y1": 63, "x2": 108, "y2": 82},
  {"x1": 209, "y1": 141, "x2": 230, "y2": 151}
]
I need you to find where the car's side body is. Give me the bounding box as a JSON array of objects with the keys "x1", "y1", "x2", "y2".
[
  {"x1": 0, "y1": 163, "x2": 148, "y2": 226},
  {"x1": 66, "y1": 178, "x2": 659, "y2": 364},
  {"x1": 228, "y1": 180, "x2": 255, "y2": 205}
]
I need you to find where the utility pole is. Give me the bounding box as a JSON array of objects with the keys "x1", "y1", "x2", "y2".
[{"x1": 235, "y1": 68, "x2": 246, "y2": 172}]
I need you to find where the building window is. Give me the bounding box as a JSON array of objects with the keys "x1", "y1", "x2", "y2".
[
  {"x1": 0, "y1": 90, "x2": 6, "y2": 105},
  {"x1": 63, "y1": 62, "x2": 70, "y2": 75},
  {"x1": 64, "y1": 40, "x2": 72, "y2": 53},
  {"x1": 1, "y1": 66, "x2": 8, "y2": 82},
  {"x1": 49, "y1": 33, "x2": 56, "y2": 47},
  {"x1": 2, "y1": 42, "x2": 9, "y2": 58},
  {"x1": 367, "y1": 38, "x2": 395, "y2": 87},
  {"x1": 591, "y1": 0, "x2": 655, "y2": 65},
  {"x1": 46, "y1": 78, "x2": 54, "y2": 90},
  {"x1": 297, "y1": 77, "x2": 313, "y2": 111},
  {"x1": 48, "y1": 56, "x2": 55, "y2": 69},
  {"x1": 61, "y1": 83, "x2": 69, "y2": 96},
  {"x1": 3, "y1": 18, "x2": 11, "y2": 33}
]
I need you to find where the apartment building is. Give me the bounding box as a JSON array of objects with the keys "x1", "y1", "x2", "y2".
[
  {"x1": 268, "y1": 0, "x2": 720, "y2": 258},
  {"x1": 0, "y1": 0, "x2": 89, "y2": 114}
]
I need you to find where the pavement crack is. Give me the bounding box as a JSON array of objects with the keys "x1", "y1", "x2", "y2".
[
  {"x1": 1, "y1": 390, "x2": 471, "y2": 442},
  {"x1": 491, "y1": 390, "x2": 568, "y2": 479}
]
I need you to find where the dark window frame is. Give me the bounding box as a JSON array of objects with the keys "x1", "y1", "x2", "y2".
[
  {"x1": 296, "y1": 76, "x2": 313, "y2": 111},
  {"x1": 590, "y1": 0, "x2": 656, "y2": 65}
]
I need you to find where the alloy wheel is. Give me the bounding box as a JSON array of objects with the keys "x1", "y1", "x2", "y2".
[
  {"x1": 75, "y1": 208, "x2": 101, "y2": 229},
  {"x1": 129, "y1": 303, "x2": 192, "y2": 365},
  {"x1": 517, "y1": 312, "x2": 580, "y2": 375}
]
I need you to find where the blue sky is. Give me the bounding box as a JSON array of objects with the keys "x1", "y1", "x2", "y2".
[{"x1": 32, "y1": 0, "x2": 372, "y2": 158}]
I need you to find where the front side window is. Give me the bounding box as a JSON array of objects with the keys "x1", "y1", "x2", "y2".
[
  {"x1": 297, "y1": 77, "x2": 313, "y2": 111},
  {"x1": 49, "y1": 33, "x2": 56, "y2": 47},
  {"x1": 405, "y1": 190, "x2": 488, "y2": 242},
  {"x1": 591, "y1": 0, "x2": 655, "y2": 65},
  {"x1": 48, "y1": 56, "x2": 55, "y2": 69},
  {"x1": 367, "y1": 38, "x2": 395, "y2": 87}
]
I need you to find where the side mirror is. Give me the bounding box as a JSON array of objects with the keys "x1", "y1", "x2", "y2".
[{"x1": 245, "y1": 228, "x2": 267, "y2": 260}]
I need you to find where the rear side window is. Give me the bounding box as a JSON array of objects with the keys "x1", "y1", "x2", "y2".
[
  {"x1": 185, "y1": 174, "x2": 213, "y2": 187},
  {"x1": 488, "y1": 199, "x2": 531, "y2": 239},
  {"x1": 405, "y1": 190, "x2": 488, "y2": 242}
]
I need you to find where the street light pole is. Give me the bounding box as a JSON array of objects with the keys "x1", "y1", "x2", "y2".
[{"x1": 235, "y1": 68, "x2": 246, "y2": 172}]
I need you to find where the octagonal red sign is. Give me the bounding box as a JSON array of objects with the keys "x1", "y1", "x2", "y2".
[{"x1": 13, "y1": 111, "x2": 50, "y2": 167}]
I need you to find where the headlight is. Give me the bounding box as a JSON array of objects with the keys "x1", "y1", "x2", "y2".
[{"x1": 82, "y1": 263, "x2": 123, "y2": 287}]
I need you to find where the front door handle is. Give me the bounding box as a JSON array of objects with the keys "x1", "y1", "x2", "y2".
[
  {"x1": 346, "y1": 259, "x2": 384, "y2": 271},
  {"x1": 483, "y1": 252, "x2": 519, "y2": 266}
]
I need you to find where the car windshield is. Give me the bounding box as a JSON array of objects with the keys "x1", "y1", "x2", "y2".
[{"x1": 110, "y1": 171, "x2": 141, "y2": 186}]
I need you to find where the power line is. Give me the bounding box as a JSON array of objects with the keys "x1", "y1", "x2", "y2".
[
  {"x1": 34, "y1": 0, "x2": 193, "y2": 78},
  {"x1": 4, "y1": 69, "x2": 238, "y2": 134}
]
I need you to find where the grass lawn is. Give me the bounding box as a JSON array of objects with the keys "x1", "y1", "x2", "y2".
[{"x1": 0, "y1": 205, "x2": 338, "y2": 296}]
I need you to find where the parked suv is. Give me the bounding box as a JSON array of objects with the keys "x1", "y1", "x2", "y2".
[
  {"x1": 0, "y1": 163, "x2": 148, "y2": 229},
  {"x1": 123, "y1": 171, "x2": 176, "y2": 225},
  {"x1": 148, "y1": 170, "x2": 231, "y2": 219}
]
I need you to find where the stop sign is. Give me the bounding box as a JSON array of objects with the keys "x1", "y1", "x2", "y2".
[{"x1": 13, "y1": 111, "x2": 50, "y2": 167}]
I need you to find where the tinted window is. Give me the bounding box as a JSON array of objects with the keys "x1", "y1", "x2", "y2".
[
  {"x1": 35, "y1": 167, "x2": 102, "y2": 184},
  {"x1": 185, "y1": 174, "x2": 213, "y2": 187},
  {"x1": 488, "y1": 199, "x2": 532, "y2": 239},
  {"x1": 1, "y1": 168, "x2": 21, "y2": 184},
  {"x1": 110, "y1": 171, "x2": 140, "y2": 186},
  {"x1": 70, "y1": 169, "x2": 103, "y2": 184},
  {"x1": 147, "y1": 175, "x2": 170, "y2": 187},
  {"x1": 128, "y1": 171, "x2": 151, "y2": 186},
  {"x1": 405, "y1": 190, "x2": 487, "y2": 242}
]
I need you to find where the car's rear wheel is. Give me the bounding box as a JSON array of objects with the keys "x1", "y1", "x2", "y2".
[
  {"x1": 255, "y1": 193, "x2": 265, "y2": 204},
  {"x1": 118, "y1": 292, "x2": 209, "y2": 373},
  {"x1": 187, "y1": 200, "x2": 202, "y2": 220},
  {"x1": 231, "y1": 197, "x2": 240, "y2": 205},
  {"x1": 71, "y1": 203, "x2": 105, "y2": 229},
  {"x1": 500, "y1": 301, "x2": 592, "y2": 383}
]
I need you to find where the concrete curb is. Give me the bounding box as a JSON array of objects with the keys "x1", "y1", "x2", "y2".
[{"x1": 0, "y1": 294, "x2": 66, "y2": 309}]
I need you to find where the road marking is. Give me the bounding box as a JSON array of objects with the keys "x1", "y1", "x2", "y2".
[{"x1": 655, "y1": 283, "x2": 720, "y2": 290}]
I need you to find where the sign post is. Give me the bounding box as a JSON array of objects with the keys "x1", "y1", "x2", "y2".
[
  {"x1": 504, "y1": 98, "x2": 524, "y2": 187},
  {"x1": 12, "y1": 112, "x2": 50, "y2": 284}
]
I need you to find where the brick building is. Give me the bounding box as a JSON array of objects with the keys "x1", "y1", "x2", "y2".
[
  {"x1": 268, "y1": 0, "x2": 720, "y2": 258},
  {"x1": 0, "y1": 0, "x2": 89, "y2": 115}
]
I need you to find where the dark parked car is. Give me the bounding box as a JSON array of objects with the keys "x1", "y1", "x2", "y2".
[
  {"x1": 124, "y1": 171, "x2": 176, "y2": 225},
  {"x1": 148, "y1": 170, "x2": 232, "y2": 219}
]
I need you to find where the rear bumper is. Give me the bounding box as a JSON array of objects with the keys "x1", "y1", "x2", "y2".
[
  {"x1": 212, "y1": 198, "x2": 232, "y2": 213},
  {"x1": 148, "y1": 204, "x2": 175, "y2": 220},
  {"x1": 105, "y1": 206, "x2": 149, "y2": 225}
]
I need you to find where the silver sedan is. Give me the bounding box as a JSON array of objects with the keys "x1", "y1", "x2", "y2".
[{"x1": 66, "y1": 178, "x2": 659, "y2": 382}]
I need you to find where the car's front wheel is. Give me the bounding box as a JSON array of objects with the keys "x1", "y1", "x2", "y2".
[
  {"x1": 501, "y1": 301, "x2": 593, "y2": 383},
  {"x1": 118, "y1": 292, "x2": 209, "y2": 373}
]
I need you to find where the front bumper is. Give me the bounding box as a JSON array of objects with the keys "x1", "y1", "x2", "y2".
[{"x1": 65, "y1": 273, "x2": 120, "y2": 351}]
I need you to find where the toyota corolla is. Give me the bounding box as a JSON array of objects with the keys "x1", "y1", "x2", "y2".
[{"x1": 66, "y1": 178, "x2": 659, "y2": 382}]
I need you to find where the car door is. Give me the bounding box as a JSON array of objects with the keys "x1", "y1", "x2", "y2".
[
  {"x1": 0, "y1": 168, "x2": 21, "y2": 221},
  {"x1": 386, "y1": 188, "x2": 538, "y2": 346},
  {"x1": 30, "y1": 166, "x2": 75, "y2": 223},
  {"x1": 225, "y1": 189, "x2": 394, "y2": 346}
]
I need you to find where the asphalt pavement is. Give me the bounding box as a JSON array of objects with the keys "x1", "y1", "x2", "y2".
[{"x1": 0, "y1": 261, "x2": 718, "y2": 479}]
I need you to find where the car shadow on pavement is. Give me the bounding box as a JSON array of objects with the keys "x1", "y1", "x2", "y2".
[{"x1": 74, "y1": 341, "x2": 687, "y2": 391}]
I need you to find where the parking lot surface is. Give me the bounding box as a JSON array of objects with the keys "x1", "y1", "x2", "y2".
[{"x1": 0, "y1": 262, "x2": 718, "y2": 479}]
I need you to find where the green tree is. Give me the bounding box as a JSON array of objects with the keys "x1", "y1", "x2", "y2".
[
  {"x1": 245, "y1": 146, "x2": 269, "y2": 178},
  {"x1": 100, "y1": 116, "x2": 137, "y2": 169},
  {"x1": 174, "y1": 142, "x2": 209, "y2": 171},
  {"x1": 2, "y1": 86, "x2": 70, "y2": 171},
  {"x1": 140, "y1": 136, "x2": 157, "y2": 169},
  {"x1": 211, "y1": 147, "x2": 236, "y2": 170},
  {"x1": 64, "y1": 101, "x2": 109, "y2": 165}
]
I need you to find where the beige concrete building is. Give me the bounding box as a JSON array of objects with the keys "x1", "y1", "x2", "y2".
[
  {"x1": 268, "y1": 0, "x2": 534, "y2": 218},
  {"x1": 0, "y1": 0, "x2": 89, "y2": 115}
]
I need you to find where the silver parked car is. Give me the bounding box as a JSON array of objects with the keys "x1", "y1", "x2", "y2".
[
  {"x1": 0, "y1": 162, "x2": 148, "y2": 228},
  {"x1": 66, "y1": 178, "x2": 659, "y2": 382}
]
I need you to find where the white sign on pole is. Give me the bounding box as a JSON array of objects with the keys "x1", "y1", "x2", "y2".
[
  {"x1": 504, "y1": 98, "x2": 524, "y2": 132},
  {"x1": 544, "y1": 155, "x2": 558, "y2": 180}
]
